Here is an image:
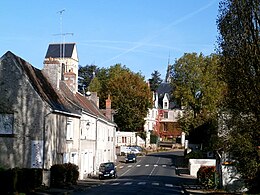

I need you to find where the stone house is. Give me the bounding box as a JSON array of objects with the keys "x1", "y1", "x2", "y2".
[
  {"x1": 0, "y1": 43, "x2": 117, "y2": 181},
  {"x1": 0, "y1": 51, "x2": 81, "y2": 170}
]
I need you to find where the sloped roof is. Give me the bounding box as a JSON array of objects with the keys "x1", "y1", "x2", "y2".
[
  {"x1": 156, "y1": 82, "x2": 180, "y2": 109},
  {"x1": 1, "y1": 51, "x2": 81, "y2": 116},
  {"x1": 59, "y1": 81, "x2": 115, "y2": 124},
  {"x1": 45, "y1": 43, "x2": 75, "y2": 58}
]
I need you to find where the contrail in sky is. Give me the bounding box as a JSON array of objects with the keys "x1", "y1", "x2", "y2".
[{"x1": 100, "y1": 0, "x2": 217, "y2": 66}]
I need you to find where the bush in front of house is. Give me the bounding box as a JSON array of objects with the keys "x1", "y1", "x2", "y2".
[
  {"x1": 197, "y1": 166, "x2": 219, "y2": 189},
  {"x1": 185, "y1": 150, "x2": 203, "y2": 159},
  {"x1": 50, "y1": 163, "x2": 79, "y2": 187},
  {"x1": 0, "y1": 167, "x2": 42, "y2": 194},
  {"x1": 64, "y1": 163, "x2": 79, "y2": 185}
]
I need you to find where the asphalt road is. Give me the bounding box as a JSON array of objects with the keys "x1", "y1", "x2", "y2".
[{"x1": 73, "y1": 150, "x2": 197, "y2": 195}]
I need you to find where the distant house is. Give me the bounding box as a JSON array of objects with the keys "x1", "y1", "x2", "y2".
[{"x1": 144, "y1": 65, "x2": 184, "y2": 146}]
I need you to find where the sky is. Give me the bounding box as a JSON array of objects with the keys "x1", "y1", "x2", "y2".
[{"x1": 0, "y1": 0, "x2": 220, "y2": 80}]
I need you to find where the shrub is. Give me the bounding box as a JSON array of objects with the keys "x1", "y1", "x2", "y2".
[
  {"x1": 197, "y1": 166, "x2": 219, "y2": 189},
  {"x1": 64, "y1": 163, "x2": 79, "y2": 185},
  {"x1": 185, "y1": 150, "x2": 203, "y2": 159},
  {"x1": 0, "y1": 168, "x2": 42, "y2": 194},
  {"x1": 50, "y1": 163, "x2": 79, "y2": 187}
]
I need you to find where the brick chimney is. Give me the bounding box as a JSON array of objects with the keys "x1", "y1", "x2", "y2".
[{"x1": 105, "y1": 94, "x2": 112, "y2": 120}]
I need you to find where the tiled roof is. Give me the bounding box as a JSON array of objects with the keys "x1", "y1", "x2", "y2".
[
  {"x1": 1, "y1": 51, "x2": 81, "y2": 116},
  {"x1": 45, "y1": 43, "x2": 75, "y2": 58},
  {"x1": 59, "y1": 81, "x2": 115, "y2": 123}
]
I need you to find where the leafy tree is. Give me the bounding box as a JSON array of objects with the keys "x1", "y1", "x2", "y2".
[
  {"x1": 217, "y1": 0, "x2": 260, "y2": 192},
  {"x1": 148, "y1": 70, "x2": 162, "y2": 91},
  {"x1": 90, "y1": 64, "x2": 152, "y2": 132},
  {"x1": 108, "y1": 66, "x2": 152, "y2": 132},
  {"x1": 78, "y1": 64, "x2": 99, "y2": 93},
  {"x1": 170, "y1": 53, "x2": 225, "y2": 151},
  {"x1": 171, "y1": 53, "x2": 225, "y2": 131}
]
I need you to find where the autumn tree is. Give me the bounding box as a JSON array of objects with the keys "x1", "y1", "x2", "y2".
[
  {"x1": 217, "y1": 0, "x2": 260, "y2": 192},
  {"x1": 89, "y1": 64, "x2": 152, "y2": 132},
  {"x1": 148, "y1": 70, "x2": 162, "y2": 91}
]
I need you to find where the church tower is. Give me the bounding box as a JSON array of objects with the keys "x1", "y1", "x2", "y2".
[{"x1": 43, "y1": 43, "x2": 79, "y2": 93}]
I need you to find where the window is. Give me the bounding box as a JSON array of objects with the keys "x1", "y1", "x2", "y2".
[
  {"x1": 66, "y1": 119, "x2": 73, "y2": 140},
  {"x1": 164, "y1": 112, "x2": 168, "y2": 119},
  {"x1": 0, "y1": 113, "x2": 14, "y2": 134}
]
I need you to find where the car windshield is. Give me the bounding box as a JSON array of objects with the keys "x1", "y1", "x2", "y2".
[
  {"x1": 100, "y1": 163, "x2": 114, "y2": 170},
  {"x1": 127, "y1": 154, "x2": 136, "y2": 158}
]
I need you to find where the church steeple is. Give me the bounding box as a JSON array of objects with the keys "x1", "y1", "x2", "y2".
[{"x1": 165, "y1": 54, "x2": 172, "y2": 83}]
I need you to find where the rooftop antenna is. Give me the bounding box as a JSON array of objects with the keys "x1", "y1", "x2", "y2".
[{"x1": 57, "y1": 9, "x2": 65, "y2": 60}]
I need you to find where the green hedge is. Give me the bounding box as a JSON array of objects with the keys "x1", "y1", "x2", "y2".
[
  {"x1": 197, "y1": 166, "x2": 219, "y2": 189},
  {"x1": 0, "y1": 168, "x2": 42, "y2": 194},
  {"x1": 50, "y1": 163, "x2": 79, "y2": 187}
]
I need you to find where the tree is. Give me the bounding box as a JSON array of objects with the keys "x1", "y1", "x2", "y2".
[
  {"x1": 170, "y1": 53, "x2": 225, "y2": 150},
  {"x1": 171, "y1": 53, "x2": 225, "y2": 130},
  {"x1": 78, "y1": 64, "x2": 99, "y2": 93},
  {"x1": 90, "y1": 64, "x2": 152, "y2": 132},
  {"x1": 217, "y1": 0, "x2": 260, "y2": 192},
  {"x1": 148, "y1": 70, "x2": 162, "y2": 91}
]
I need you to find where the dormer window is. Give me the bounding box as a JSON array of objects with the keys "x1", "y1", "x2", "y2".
[{"x1": 164, "y1": 102, "x2": 168, "y2": 108}]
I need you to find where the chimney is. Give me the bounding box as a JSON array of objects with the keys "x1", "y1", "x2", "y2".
[
  {"x1": 105, "y1": 94, "x2": 112, "y2": 120},
  {"x1": 64, "y1": 70, "x2": 77, "y2": 93},
  {"x1": 89, "y1": 92, "x2": 99, "y2": 108},
  {"x1": 42, "y1": 58, "x2": 61, "y2": 89}
]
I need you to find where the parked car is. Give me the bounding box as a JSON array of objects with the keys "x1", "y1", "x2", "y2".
[
  {"x1": 125, "y1": 153, "x2": 137, "y2": 163},
  {"x1": 98, "y1": 162, "x2": 117, "y2": 179}
]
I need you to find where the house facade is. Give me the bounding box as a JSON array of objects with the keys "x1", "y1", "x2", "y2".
[
  {"x1": 0, "y1": 43, "x2": 117, "y2": 181},
  {"x1": 0, "y1": 51, "x2": 81, "y2": 171}
]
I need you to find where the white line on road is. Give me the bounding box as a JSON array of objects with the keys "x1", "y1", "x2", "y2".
[
  {"x1": 136, "y1": 164, "x2": 141, "y2": 167},
  {"x1": 152, "y1": 182, "x2": 159, "y2": 186},
  {"x1": 111, "y1": 183, "x2": 120, "y2": 185},
  {"x1": 149, "y1": 157, "x2": 161, "y2": 177},
  {"x1": 145, "y1": 164, "x2": 149, "y2": 167},
  {"x1": 162, "y1": 165, "x2": 166, "y2": 167},
  {"x1": 124, "y1": 182, "x2": 133, "y2": 185},
  {"x1": 138, "y1": 182, "x2": 146, "y2": 185},
  {"x1": 165, "y1": 184, "x2": 174, "y2": 187}
]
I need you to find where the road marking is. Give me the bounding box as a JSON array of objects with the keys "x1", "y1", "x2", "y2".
[
  {"x1": 138, "y1": 182, "x2": 146, "y2": 185},
  {"x1": 145, "y1": 164, "x2": 149, "y2": 167},
  {"x1": 149, "y1": 157, "x2": 161, "y2": 177},
  {"x1": 124, "y1": 182, "x2": 132, "y2": 185},
  {"x1": 119, "y1": 166, "x2": 124, "y2": 169},
  {"x1": 136, "y1": 164, "x2": 141, "y2": 167},
  {"x1": 152, "y1": 182, "x2": 159, "y2": 186},
  {"x1": 165, "y1": 184, "x2": 173, "y2": 187},
  {"x1": 111, "y1": 183, "x2": 119, "y2": 185},
  {"x1": 162, "y1": 165, "x2": 166, "y2": 167},
  {"x1": 127, "y1": 165, "x2": 132, "y2": 167},
  {"x1": 154, "y1": 164, "x2": 158, "y2": 167}
]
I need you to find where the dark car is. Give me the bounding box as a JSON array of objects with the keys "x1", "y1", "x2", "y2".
[
  {"x1": 125, "y1": 153, "x2": 137, "y2": 163},
  {"x1": 98, "y1": 162, "x2": 117, "y2": 179}
]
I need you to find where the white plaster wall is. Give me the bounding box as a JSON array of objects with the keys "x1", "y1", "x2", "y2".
[{"x1": 189, "y1": 159, "x2": 216, "y2": 177}]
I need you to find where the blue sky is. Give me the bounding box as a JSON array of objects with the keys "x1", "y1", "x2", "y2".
[{"x1": 0, "y1": 0, "x2": 220, "y2": 80}]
